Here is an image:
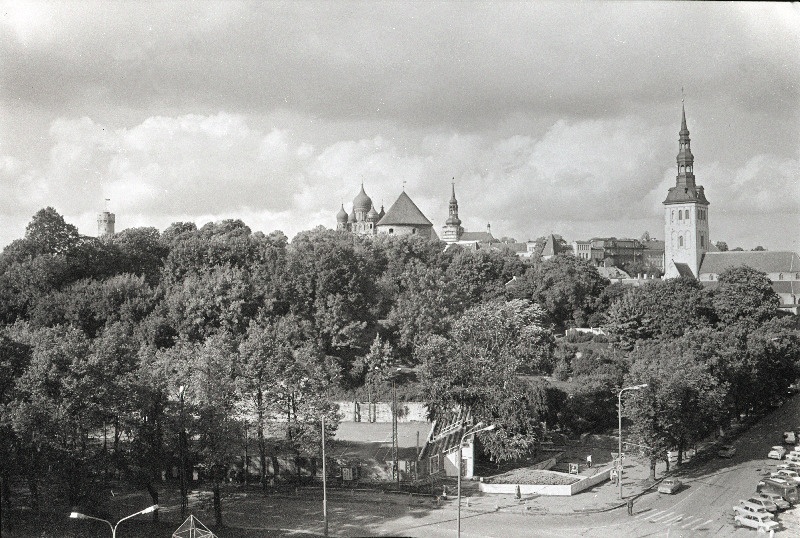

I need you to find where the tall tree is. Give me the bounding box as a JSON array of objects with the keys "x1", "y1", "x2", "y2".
[
  {"x1": 711, "y1": 266, "x2": 779, "y2": 326},
  {"x1": 419, "y1": 299, "x2": 554, "y2": 462}
]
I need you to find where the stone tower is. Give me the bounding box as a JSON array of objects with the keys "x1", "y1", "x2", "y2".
[
  {"x1": 97, "y1": 201, "x2": 115, "y2": 238},
  {"x1": 441, "y1": 181, "x2": 464, "y2": 243},
  {"x1": 663, "y1": 102, "x2": 709, "y2": 278}
]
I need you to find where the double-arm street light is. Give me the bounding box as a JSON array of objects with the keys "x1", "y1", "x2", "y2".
[
  {"x1": 70, "y1": 505, "x2": 158, "y2": 538},
  {"x1": 618, "y1": 383, "x2": 648, "y2": 500},
  {"x1": 457, "y1": 422, "x2": 496, "y2": 538}
]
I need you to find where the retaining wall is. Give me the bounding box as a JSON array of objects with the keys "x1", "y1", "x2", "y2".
[{"x1": 478, "y1": 467, "x2": 611, "y2": 497}]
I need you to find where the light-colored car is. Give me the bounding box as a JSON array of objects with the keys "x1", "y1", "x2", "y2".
[
  {"x1": 718, "y1": 444, "x2": 736, "y2": 458},
  {"x1": 744, "y1": 496, "x2": 778, "y2": 513},
  {"x1": 733, "y1": 501, "x2": 773, "y2": 517},
  {"x1": 757, "y1": 492, "x2": 791, "y2": 511},
  {"x1": 768, "y1": 446, "x2": 787, "y2": 460},
  {"x1": 777, "y1": 462, "x2": 800, "y2": 472},
  {"x1": 787, "y1": 452, "x2": 800, "y2": 464},
  {"x1": 658, "y1": 478, "x2": 682, "y2": 494},
  {"x1": 770, "y1": 469, "x2": 800, "y2": 484},
  {"x1": 733, "y1": 512, "x2": 779, "y2": 532}
]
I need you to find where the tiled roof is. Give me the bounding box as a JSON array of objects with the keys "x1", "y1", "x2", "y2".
[
  {"x1": 460, "y1": 231, "x2": 496, "y2": 243},
  {"x1": 542, "y1": 234, "x2": 562, "y2": 256},
  {"x1": 376, "y1": 191, "x2": 433, "y2": 227},
  {"x1": 699, "y1": 251, "x2": 800, "y2": 275},
  {"x1": 643, "y1": 240, "x2": 665, "y2": 251},
  {"x1": 663, "y1": 185, "x2": 710, "y2": 205},
  {"x1": 673, "y1": 262, "x2": 695, "y2": 278},
  {"x1": 771, "y1": 281, "x2": 800, "y2": 295}
]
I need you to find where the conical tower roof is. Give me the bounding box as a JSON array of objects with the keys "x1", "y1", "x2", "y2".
[{"x1": 377, "y1": 191, "x2": 433, "y2": 226}]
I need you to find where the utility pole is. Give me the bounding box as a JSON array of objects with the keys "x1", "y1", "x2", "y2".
[{"x1": 392, "y1": 379, "x2": 399, "y2": 489}]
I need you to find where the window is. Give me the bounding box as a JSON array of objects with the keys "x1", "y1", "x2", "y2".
[
  {"x1": 671, "y1": 210, "x2": 675, "y2": 222},
  {"x1": 678, "y1": 210, "x2": 682, "y2": 220},
  {"x1": 678, "y1": 236, "x2": 683, "y2": 247},
  {"x1": 388, "y1": 228, "x2": 394, "y2": 234},
  {"x1": 700, "y1": 234, "x2": 705, "y2": 248},
  {"x1": 779, "y1": 273, "x2": 783, "y2": 280}
]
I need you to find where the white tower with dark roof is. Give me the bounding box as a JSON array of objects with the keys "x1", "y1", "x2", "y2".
[{"x1": 664, "y1": 102, "x2": 710, "y2": 278}]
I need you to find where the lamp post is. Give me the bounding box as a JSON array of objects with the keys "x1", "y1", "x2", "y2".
[
  {"x1": 457, "y1": 422, "x2": 496, "y2": 538},
  {"x1": 321, "y1": 414, "x2": 328, "y2": 538},
  {"x1": 618, "y1": 384, "x2": 647, "y2": 500},
  {"x1": 178, "y1": 384, "x2": 187, "y2": 519},
  {"x1": 70, "y1": 505, "x2": 158, "y2": 538}
]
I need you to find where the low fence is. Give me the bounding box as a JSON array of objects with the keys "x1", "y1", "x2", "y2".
[{"x1": 478, "y1": 467, "x2": 611, "y2": 497}]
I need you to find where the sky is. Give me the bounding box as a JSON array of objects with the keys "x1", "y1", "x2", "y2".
[{"x1": 1, "y1": 1, "x2": 798, "y2": 251}]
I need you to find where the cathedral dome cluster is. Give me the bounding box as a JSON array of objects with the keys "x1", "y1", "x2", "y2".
[{"x1": 336, "y1": 184, "x2": 431, "y2": 238}]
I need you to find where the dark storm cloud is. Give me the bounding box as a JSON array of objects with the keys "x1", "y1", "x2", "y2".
[{"x1": 1, "y1": 1, "x2": 798, "y2": 250}]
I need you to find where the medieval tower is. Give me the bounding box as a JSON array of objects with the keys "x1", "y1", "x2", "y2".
[
  {"x1": 97, "y1": 200, "x2": 115, "y2": 238},
  {"x1": 441, "y1": 182, "x2": 464, "y2": 243},
  {"x1": 663, "y1": 102, "x2": 710, "y2": 278}
]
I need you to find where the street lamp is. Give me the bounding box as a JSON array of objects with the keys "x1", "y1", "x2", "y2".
[
  {"x1": 321, "y1": 414, "x2": 329, "y2": 538},
  {"x1": 69, "y1": 505, "x2": 158, "y2": 538},
  {"x1": 457, "y1": 422, "x2": 495, "y2": 538},
  {"x1": 178, "y1": 384, "x2": 188, "y2": 519},
  {"x1": 618, "y1": 383, "x2": 647, "y2": 500}
]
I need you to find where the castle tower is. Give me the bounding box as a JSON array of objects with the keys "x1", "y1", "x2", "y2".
[
  {"x1": 663, "y1": 102, "x2": 710, "y2": 278},
  {"x1": 97, "y1": 200, "x2": 115, "y2": 238},
  {"x1": 441, "y1": 181, "x2": 464, "y2": 243}
]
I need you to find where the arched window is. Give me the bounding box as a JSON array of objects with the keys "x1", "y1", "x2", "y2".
[
  {"x1": 412, "y1": 228, "x2": 416, "y2": 234},
  {"x1": 779, "y1": 273, "x2": 783, "y2": 280},
  {"x1": 671, "y1": 210, "x2": 675, "y2": 222},
  {"x1": 678, "y1": 210, "x2": 683, "y2": 220},
  {"x1": 678, "y1": 236, "x2": 684, "y2": 247},
  {"x1": 700, "y1": 233, "x2": 705, "y2": 248}
]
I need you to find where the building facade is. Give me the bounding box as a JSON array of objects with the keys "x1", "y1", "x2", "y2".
[
  {"x1": 663, "y1": 103, "x2": 710, "y2": 278},
  {"x1": 336, "y1": 185, "x2": 434, "y2": 240},
  {"x1": 97, "y1": 209, "x2": 115, "y2": 238}
]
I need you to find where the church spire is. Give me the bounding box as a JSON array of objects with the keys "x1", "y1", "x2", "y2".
[
  {"x1": 446, "y1": 179, "x2": 461, "y2": 226},
  {"x1": 676, "y1": 101, "x2": 695, "y2": 189}
]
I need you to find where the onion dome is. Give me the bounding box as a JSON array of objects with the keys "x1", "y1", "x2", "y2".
[
  {"x1": 366, "y1": 205, "x2": 380, "y2": 222},
  {"x1": 336, "y1": 204, "x2": 348, "y2": 223},
  {"x1": 352, "y1": 184, "x2": 373, "y2": 212}
]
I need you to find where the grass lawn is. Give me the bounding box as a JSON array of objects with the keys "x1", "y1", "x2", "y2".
[{"x1": 484, "y1": 468, "x2": 580, "y2": 485}]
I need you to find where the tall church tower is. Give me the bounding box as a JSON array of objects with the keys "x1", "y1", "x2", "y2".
[
  {"x1": 663, "y1": 102, "x2": 709, "y2": 278},
  {"x1": 97, "y1": 199, "x2": 115, "y2": 239},
  {"x1": 441, "y1": 181, "x2": 464, "y2": 243}
]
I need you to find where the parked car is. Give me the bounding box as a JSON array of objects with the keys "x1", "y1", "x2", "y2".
[
  {"x1": 658, "y1": 478, "x2": 682, "y2": 494},
  {"x1": 733, "y1": 501, "x2": 773, "y2": 517},
  {"x1": 768, "y1": 446, "x2": 787, "y2": 460},
  {"x1": 770, "y1": 469, "x2": 800, "y2": 484},
  {"x1": 743, "y1": 496, "x2": 778, "y2": 513},
  {"x1": 718, "y1": 444, "x2": 736, "y2": 458},
  {"x1": 784, "y1": 431, "x2": 797, "y2": 444},
  {"x1": 757, "y1": 477, "x2": 800, "y2": 504},
  {"x1": 733, "y1": 512, "x2": 779, "y2": 533},
  {"x1": 757, "y1": 492, "x2": 791, "y2": 511},
  {"x1": 786, "y1": 452, "x2": 800, "y2": 464},
  {"x1": 778, "y1": 462, "x2": 800, "y2": 472}
]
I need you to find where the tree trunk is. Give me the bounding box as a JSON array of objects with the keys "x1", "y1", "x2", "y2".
[
  {"x1": 271, "y1": 455, "x2": 280, "y2": 483},
  {"x1": 649, "y1": 458, "x2": 656, "y2": 480},
  {"x1": 146, "y1": 481, "x2": 159, "y2": 523},
  {"x1": 213, "y1": 480, "x2": 223, "y2": 526}
]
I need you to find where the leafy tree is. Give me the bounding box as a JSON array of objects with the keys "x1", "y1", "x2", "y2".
[
  {"x1": 712, "y1": 266, "x2": 779, "y2": 326},
  {"x1": 511, "y1": 254, "x2": 609, "y2": 330},
  {"x1": 714, "y1": 241, "x2": 729, "y2": 252},
  {"x1": 112, "y1": 227, "x2": 169, "y2": 284},
  {"x1": 625, "y1": 338, "x2": 727, "y2": 477},
  {"x1": 605, "y1": 277, "x2": 715, "y2": 349},
  {"x1": 752, "y1": 246, "x2": 766, "y2": 251},
  {"x1": 419, "y1": 299, "x2": 554, "y2": 462}
]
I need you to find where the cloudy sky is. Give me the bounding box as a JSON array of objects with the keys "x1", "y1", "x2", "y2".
[{"x1": 1, "y1": 1, "x2": 798, "y2": 250}]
